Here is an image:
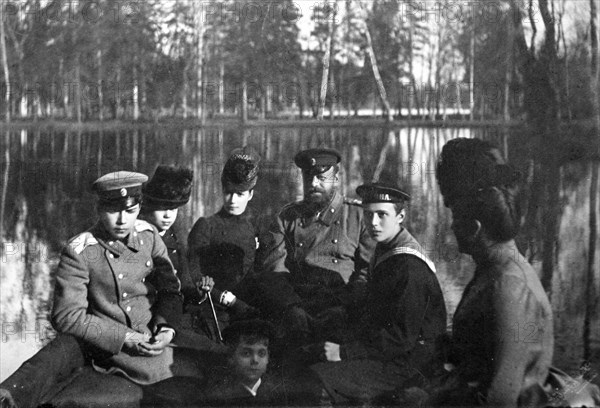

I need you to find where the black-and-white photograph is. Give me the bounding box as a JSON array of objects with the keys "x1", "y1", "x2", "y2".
[{"x1": 1, "y1": 0, "x2": 599, "y2": 407}]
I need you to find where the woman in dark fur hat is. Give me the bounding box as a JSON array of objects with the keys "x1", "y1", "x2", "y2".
[{"x1": 188, "y1": 147, "x2": 263, "y2": 341}]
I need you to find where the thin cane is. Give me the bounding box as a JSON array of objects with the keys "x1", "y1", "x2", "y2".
[
  {"x1": 207, "y1": 291, "x2": 223, "y2": 342},
  {"x1": 195, "y1": 283, "x2": 223, "y2": 342}
]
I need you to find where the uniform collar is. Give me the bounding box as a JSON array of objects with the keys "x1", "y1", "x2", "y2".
[
  {"x1": 92, "y1": 222, "x2": 141, "y2": 256},
  {"x1": 317, "y1": 191, "x2": 343, "y2": 226}
]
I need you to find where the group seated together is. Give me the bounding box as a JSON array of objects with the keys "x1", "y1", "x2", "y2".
[{"x1": 1, "y1": 141, "x2": 599, "y2": 408}]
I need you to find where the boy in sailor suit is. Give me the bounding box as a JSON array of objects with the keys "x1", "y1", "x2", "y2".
[{"x1": 309, "y1": 181, "x2": 447, "y2": 405}]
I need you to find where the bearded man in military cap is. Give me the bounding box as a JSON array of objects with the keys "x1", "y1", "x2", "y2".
[{"x1": 258, "y1": 148, "x2": 376, "y2": 350}]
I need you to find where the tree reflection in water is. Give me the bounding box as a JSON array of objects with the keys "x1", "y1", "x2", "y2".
[{"x1": 0, "y1": 125, "x2": 598, "y2": 381}]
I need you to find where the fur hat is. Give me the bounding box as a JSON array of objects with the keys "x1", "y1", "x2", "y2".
[
  {"x1": 221, "y1": 146, "x2": 260, "y2": 192},
  {"x1": 143, "y1": 165, "x2": 193, "y2": 209}
]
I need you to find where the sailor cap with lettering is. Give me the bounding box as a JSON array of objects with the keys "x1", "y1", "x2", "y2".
[{"x1": 356, "y1": 182, "x2": 411, "y2": 204}]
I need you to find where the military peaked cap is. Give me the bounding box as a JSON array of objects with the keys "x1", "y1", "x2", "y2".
[
  {"x1": 93, "y1": 171, "x2": 147, "y2": 208},
  {"x1": 294, "y1": 148, "x2": 341, "y2": 174}
]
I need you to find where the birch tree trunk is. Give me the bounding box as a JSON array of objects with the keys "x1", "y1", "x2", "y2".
[
  {"x1": 364, "y1": 22, "x2": 393, "y2": 122},
  {"x1": 318, "y1": 3, "x2": 335, "y2": 120},
  {"x1": 0, "y1": 8, "x2": 10, "y2": 122},
  {"x1": 132, "y1": 57, "x2": 139, "y2": 121},
  {"x1": 194, "y1": 1, "x2": 205, "y2": 122},
  {"x1": 75, "y1": 56, "x2": 82, "y2": 123},
  {"x1": 504, "y1": 13, "x2": 513, "y2": 122},
  {"x1": 97, "y1": 47, "x2": 104, "y2": 121},
  {"x1": 469, "y1": 27, "x2": 475, "y2": 121},
  {"x1": 219, "y1": 60, "x2": 224, "y2": 114},
  {"x1": 583, "y1": 0, "x2": 599, "y2": 362}
]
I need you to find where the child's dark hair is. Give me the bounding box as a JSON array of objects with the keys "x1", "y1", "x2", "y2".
[
  {"x1": 222, "y1": 319, "x2": 275, "y2": 347},
  {"x1": 437, "y1": 138, "x2": 522, "y2": 242}
]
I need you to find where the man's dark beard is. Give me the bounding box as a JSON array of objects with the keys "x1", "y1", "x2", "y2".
[{"x1": 303, "y1": 188, "x2": 335, "y2": 215}]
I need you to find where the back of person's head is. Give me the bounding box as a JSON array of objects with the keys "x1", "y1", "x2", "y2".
[{"x1": 436, "y1": 138, "x2": 522, "y2": 242}]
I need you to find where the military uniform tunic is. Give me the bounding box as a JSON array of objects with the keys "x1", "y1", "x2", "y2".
[
  {"x1": 51, "y1": 219, "x2": 187, "y2": 385},
  {"x1": 260, "y1": 191, "x2": 375, "y2": 313},
  {"x1": 311, "y1": 228, "x2": 446, "y2": 404}
]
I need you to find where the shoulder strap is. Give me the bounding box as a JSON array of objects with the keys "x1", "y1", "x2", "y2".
[
  {"x1": 373, "y1": 246, "x2": 436, "y2": 274},
  {"x1": 68, "y1": 232, "x2": 98, "y2": 255},
  {"x1": 134, "y1": 219, "x2": 155, "y2": 232}
]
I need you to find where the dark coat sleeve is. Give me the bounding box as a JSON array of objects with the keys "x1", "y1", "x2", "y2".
[
  {"x1": 185, "y1": 217, "x2": 211, "y2": 303},
  {"x1": 342, "y1": 256, "x2": 446, "y2": 364},
  {"x1": 147, "y1": 228, "x2": 184, "y2": 330}
]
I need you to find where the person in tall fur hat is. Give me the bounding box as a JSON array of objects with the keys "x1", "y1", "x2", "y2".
[
  {"x1": 141, "y1": 165, "x2": 193, "y2": 272},
  {"x1": 187, "y1": 146, "x2": 262, "y2": 342},
  {"x1": 139, "y1": 165, "x2": 227, "y2": 355}
]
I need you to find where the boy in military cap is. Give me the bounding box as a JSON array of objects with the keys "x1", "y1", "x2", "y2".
[
  {"x1": 258, "y1": 147, "x2": 375, "y2": 348},
  {"x1": 308, "y1": 181, "x2": 446, "y2": 405},
  {"x1": 0, "y1": 170, "x2": 217, "y2": 408},
  {"x1": 187, "y1": 146, "x2": 262, "y2": 341},
  {"x1": 50, "y1": 171, "x2": 197, "y2": 386}
]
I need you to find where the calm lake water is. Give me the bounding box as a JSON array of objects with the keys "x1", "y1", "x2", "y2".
[{"x1": 1, "y1": 124, "x2": 599, "y2": 382}]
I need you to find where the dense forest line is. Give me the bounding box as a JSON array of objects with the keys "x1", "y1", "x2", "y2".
[{"x1": 0, "y1": 0, "x2": 598, "y2": 123}]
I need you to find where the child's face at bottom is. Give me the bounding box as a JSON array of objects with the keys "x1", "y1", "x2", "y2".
[{"x1": 231, "y1": 336, "x2": 269, "y2": 386}]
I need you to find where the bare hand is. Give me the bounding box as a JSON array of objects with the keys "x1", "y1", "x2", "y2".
[
  {"x1": 138, "y1": 331, "x2": 174, "y2": 356},
  {"x1": 123, "y1": 331, "x2": 152, "y2": 356},
  {"x1": 324, "y1": 341, "x2": 341, "y2": 362}
]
